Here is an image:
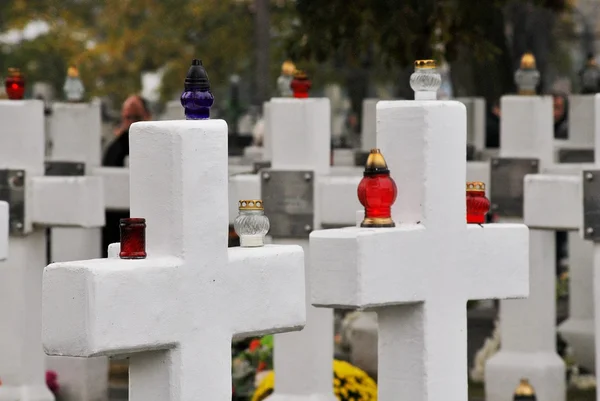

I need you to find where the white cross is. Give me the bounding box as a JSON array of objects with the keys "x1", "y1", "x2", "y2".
[
  {"x1": 309, "y1": 99, "x2": 529, "y2": 401},
  {"x1": 0, "y1": 100, "x2": 104, "y2": 401},
  {"x1": 45, "y1": 101, "x2": 109, "y2": 401},
  {"x1": 42, "y1": 119, "x2": 306, "y2": 401},
  {"x1": 486, "y1": 93, "x2": 576, "y2": 401}
]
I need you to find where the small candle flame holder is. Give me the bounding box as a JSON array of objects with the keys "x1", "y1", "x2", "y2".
[{"x1": 119, "y1": 218, "x2": 147, "y2": 259}]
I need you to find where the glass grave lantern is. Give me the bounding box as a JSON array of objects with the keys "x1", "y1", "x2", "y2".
[
  {"x1": 119, "y1": 218, "x2": 147, "y2": 259},
  {"x1": 233, "y1": 200, "x2": 270, "y2": 247},
  {"x1": 466, "y1": 181, "x2": 490, "y2": 224},
  {"x1": 290, "y1": 69, "x2": 311, "y2": 99},
  {"x1": 514, "y1": 53, "x2": 540, "y2": 96},
  {"x1": 277, "y1": 60, "x2": 296, "y2": 97},
  {"x1": 357, "y1": 149, "x2": 397, "y2": 227},
  {"x1": 181, "y1": 59, "x2": 214, "y2": 120},
  {"x1": 513, "y1": 378, "x2": 536, "y2": 401},
  {"x1": 5, "y1": 68, "x2": 25, "y2": 100},
  {"x1": 409, "y1": 59, "x2": 442, "y2": 96}
]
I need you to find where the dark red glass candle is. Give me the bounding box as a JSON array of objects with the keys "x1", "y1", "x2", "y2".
[
  {"x1": 290, "y1": 70, "x2": 311, "y2": 98},
  {"x1": 5, "y1": 68, "x2": 25, "y2": 100},
  {"x1": 357, "y1": 149, "x2": 397, "y2": 227},
  {"x1": 466, "y1": 182, "x2": 490, "y2": 224},
  {"x1": 119, "y1": 218, "x2": 147, "y2": 259}
]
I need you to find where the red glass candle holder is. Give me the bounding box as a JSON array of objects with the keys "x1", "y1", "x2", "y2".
[
  {"x1": 357, "y1": 149, "x2": 397, "y2": 227},
  {"x1": 119, "y1": 218, "x2": 147, "y2": 259},
  {"x1": 466, "y1": 181, "x2": 490, "y2": 224},
  {"x1": 290, "y1": 70, "x2": 311, "y2": 98},
  {"x1": 5, "y1": 68, "x2": 25, "y2": 100}
]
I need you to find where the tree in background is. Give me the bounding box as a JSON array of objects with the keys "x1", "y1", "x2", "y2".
[
  {"x1": 284, "y1": 0, "x2": 573, "y2": 109},
  {"x1": 0, "y1": 0, "x2": 296, "y2": 107}
]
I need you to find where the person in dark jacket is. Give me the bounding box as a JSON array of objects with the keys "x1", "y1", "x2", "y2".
[
  {"x1": 485, "y1": 99, "x2": 501, "y2": 148},
  {"x1": 552, "y1": 92, "x2": 569, "y2": 140},
  {"x1": 101, "y1": 95, "x2": 151, "y2": 256}
]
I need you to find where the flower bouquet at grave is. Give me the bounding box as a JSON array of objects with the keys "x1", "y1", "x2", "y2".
[
  {"x1": 232, "y1": 335, "x2": 274, "y2": 400},
  {"x1": 252, "y1": 360, "x2": 378, "y2": 401}
]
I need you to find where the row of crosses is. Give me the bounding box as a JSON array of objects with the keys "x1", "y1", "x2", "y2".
[{"x1": 36, "y1": 58, "x2": 530, "y2": 401}]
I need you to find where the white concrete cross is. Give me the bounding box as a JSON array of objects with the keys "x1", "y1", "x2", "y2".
[
  {"x1": 309, "y1": 99, "x2": 530, "y2": 401},
  {"x1": 42, "y1": 119, "x2": 307, "y2": 401},
  {"x1": 486, "y1": 94, "x2": 573, "y2": 401},
  {"x1": 230, "y1": 97, "x2": 361, "y2": 401},
  {"x1": 45, "y1": 101, "x2": 109, "y2": 401},
  {"x1": 0, "y1": 100, "x2": 104, "y2": 401},
  {"x1": 0, "y1": 201, "x2": 7, "y2": 261}
]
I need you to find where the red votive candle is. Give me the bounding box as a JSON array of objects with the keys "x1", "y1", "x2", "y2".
[
  {"x1": 5, "y1": 68, "x2": 25, "y2": 100},
  {"x1": 466, "y1": 182, "x2": 490, "y2": 224},
  {"x1": 119, "y1": 218, "x2": 147, "y2": 259},
  {"x1": 357, "y1": 149, "x2": 397, "y2": 227}
]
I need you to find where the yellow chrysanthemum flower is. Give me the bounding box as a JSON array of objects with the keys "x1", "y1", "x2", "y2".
[{"x1": 252, "y1": 360, "x2": 377, "y2": 401}]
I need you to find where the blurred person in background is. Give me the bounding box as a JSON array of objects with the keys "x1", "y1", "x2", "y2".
[
  {"x1": 102, "y1": 95, "x2": 152, "y2": 257},
  {"x1": 102, "y1": 95, "x2": 152, "y2": 167},
  {"x1": 552, "y1": 92, "x2": 569, "y2": 140}
]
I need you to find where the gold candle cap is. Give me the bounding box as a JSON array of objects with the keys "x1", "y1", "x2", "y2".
[
  {"x1": 282, "y1": 60, "x2": 296, "y2": 75},
  {"x1": 514, "y1": 378, "x2": 535, "y2": 396},
  {"x1": 364, "y1": 148, "x2": 389, "y2": 172},
  {"x1": 415, "y1": 59, "x2": 436, "y2": 69},
  {"x1": 520, "y1": 53, "x2": 536, "y2": 69},
  {"x1": 466, "y1": 181, "x2": 485, "y2": 192},
  {"x1": 67, "y1": 66, "x2": 79, "y2": 78},
  {"x1": 293, "y1": 69, "x2": 307, "y2": 79},
  {"x1": 239, "y1": 200, "x2": 264, "y2": 211},
  {"x1": 7, "y1": 67, "x2": 21, "y2": 76}
]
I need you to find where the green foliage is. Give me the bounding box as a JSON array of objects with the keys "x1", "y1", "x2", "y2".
[
  {"x1": 0, "y1": 0, "x2": 297, "y2": 105},
  {"x1": 284, "y1": 0, "x2": 570, "y2": 68}
]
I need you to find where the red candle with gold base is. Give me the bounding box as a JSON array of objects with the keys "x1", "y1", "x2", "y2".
[
  {"x1": 466, "y1": 181, "x2": 490, "y2": 224},
  {"x1": 290, "y1": 70, "x2": 311, "y2": 98},
  {"x1": 119, "y1": 218, "x2": 147, "y2": 259},
  {"x1": 5, "y1": 68, "x2": 25, "y2": 100},
  {"x1": 357, "y1": 149, "x2": 397, "y2": 227}
]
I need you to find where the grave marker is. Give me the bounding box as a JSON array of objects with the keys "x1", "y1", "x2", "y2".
[
  {"x1": 0, "y1": 201, "x2": 7, "y2": 261},
  {"x1": 309, "y1": 61, "x2": 529, "y2": 401},
  {"x1": 0, "y1": 99, "x2": 104, "y2": 401},
  {"x1": 486, "y1": 54, "x2": 566, "y2": 401},
  {"x1": 45, "y1": 101, "x2": 109, "y2": 401},
  {"x1": 42, "y1": 118, "x2": 307, "y2": 401}
]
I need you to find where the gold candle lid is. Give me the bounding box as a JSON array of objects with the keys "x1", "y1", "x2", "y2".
[
  {"x1": 239, "y1": 200, "x2": 264, "y2": 211},
  {"x1": 67, "y1": 66, "x2": 80, "y2": 78},
  {"x1": 520, "y1": 53, "x2": 536, "y2": 69},
  {"x1": 282, "y1": 60, "x2": 296, "y2": 76},
  {"x1": 364, "y1": 149, "x2": 390, "y2": 175},
  {"x1": 466, "y1": 181, "x2": 485, "y2": 192},
  {"x1": 415, "y1": 59, "x2": 436, "y2": 69},
  {"x1": 514, "y1": 378, "x2": 535, "y2": 397}
]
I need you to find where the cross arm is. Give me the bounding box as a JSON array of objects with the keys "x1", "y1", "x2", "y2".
[
  {"x1": 463, "y1": 224, "x2": 529, "y2": 300},
  {"x1": 309, "y1": 225, "x2": 428, "y2": 309},
  {"x1": 30, "y1": 176, "x2": 104, "y2": 229},
  {"x1": 524, "y1": 174, "x2": 581, "y2": 230},
  {"x1": 318, "y1": 175, "x2": 361, "y2": 227},
  {"x1": 42, "y1": 256, "x2": 182, "y2": 357},
  {"x1": 227, "y1": 244, "x2": 306, "y2": 338},
  {"x1": 91, "y1": 166, "x2": 130, "y2": 211}
]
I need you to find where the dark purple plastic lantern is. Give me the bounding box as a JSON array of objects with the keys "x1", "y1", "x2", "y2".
[{"x1": 180, "y1": 59, "x2": 214, "y2": 120}]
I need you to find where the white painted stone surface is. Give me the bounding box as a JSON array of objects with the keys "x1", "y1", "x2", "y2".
[
  {"x1": 523, "y1": 175, "x2": 582, "y2": 230},
  {"x1": 42, "y1": 120, "x2": 307, "y2": 401},
  {"x1": 263, "y1": 101, "x2": 272, "y2": 161},
  {"x1": 566, "y1": 95, "x2": 596, "y2": 149},
  {"x1": 0, "y1": 100, "x2": 104, "y2": 401},
  {"x1": 310, "y1": 100, "x2": 529, "y2": 401},
  {"x1": 270, "y1": 99, "x2": 331, "y2": 176},
  {"x1": 486, "y1": 94, "x2": 565, "y2": 401},
  {"x1": 266, "y1": 98, "x2": 336, "y2": 401},
  {"x1": 0, "y1": 201, "x2": 7, "y2": 261},
  {"x1": 457, "y1": 97, "x2": 486, "y2": 151},
  {"x1": 46, "y1": 102, "x2": 109, "y2": 401},
  {"x1": 360, "y1": 99, "x2": 378, "y2": 151},
  {"x1": 47, "y1": 102, "x2": 102, "y2": 166}
]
